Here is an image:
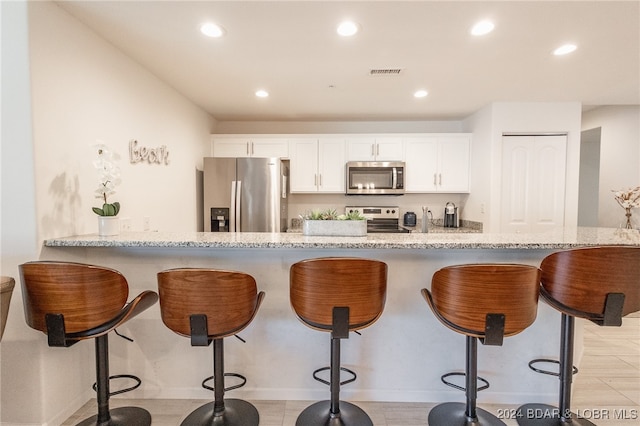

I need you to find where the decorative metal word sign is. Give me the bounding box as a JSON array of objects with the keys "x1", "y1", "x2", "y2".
[{"x1": 129, "y1": 139, "x2": 170, "y2": 165}]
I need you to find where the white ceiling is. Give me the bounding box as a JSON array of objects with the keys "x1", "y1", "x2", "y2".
[{"x1": 56, "y1": 0, "x2": 640, "y2": 122}]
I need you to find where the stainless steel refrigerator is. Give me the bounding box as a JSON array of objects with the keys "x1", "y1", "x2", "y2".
[{"x1": 203, "y1": 157, "x2": 289, "y2": 232}]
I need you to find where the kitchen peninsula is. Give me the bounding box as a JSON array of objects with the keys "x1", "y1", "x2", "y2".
[{"x1": 41, "y1": 228, "x2": 640, "y2": 406}]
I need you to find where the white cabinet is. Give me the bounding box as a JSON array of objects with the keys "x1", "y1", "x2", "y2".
[
  {"x1": 212, "y1": 137, "x2": 289, "y2": 158},
  {"x1": 404, "y1": 135, "x2": 470, "y2": 192},
  {"x1": 346, "y1": 137, "x2": 404, "y2": 161},
  {"x1": 500, "y1": 135, "x2": 567, "y2": 233},
  {"x1": 289, "y1": 138, "x2": 346, "y2": 193}
]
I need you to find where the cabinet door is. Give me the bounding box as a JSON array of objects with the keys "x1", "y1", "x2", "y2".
[
  {"x1": 251, "y1": 138, "x2": 289, "y2": 158},
  {"x1": 375, "y1": 137, "x2": 404, "y2": 161},
  {"x1": 438, "y1": 136, "x2": 470, "y2": 192},
  {"x1": 213, "y1": 138, "x2": 250, "y2": 157},
  {"x1": 317, "y1": 138, "x2": 346, "y2": 192},
  {"x1": 346, "y1": 138, "x2": 376, "y2": 161},
  {"x1": 289, "y1": 139, "x2": 319, "y2": 192},
  {"x1": 500, "y1": 135, "x2": 567, "y2": 233},
  {"x1": 404, "y1": 137, "x2": 438, "y2": 192}
]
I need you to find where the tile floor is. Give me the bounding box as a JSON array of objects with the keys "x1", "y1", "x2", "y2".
[{"x1": 62, "y1": 315, "x2": 639, "y2": 426}]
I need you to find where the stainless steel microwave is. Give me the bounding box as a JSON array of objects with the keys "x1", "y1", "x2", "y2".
[{"x1": 346, "y1": 161, "x2": 405, "y2": 195}]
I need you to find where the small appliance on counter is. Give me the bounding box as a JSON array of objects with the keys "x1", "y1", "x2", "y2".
[
  {"x1": 444, "y1": 202, "x2": 459, "y2": 228},
  {"x1": 403, "y1": 211, "x2": 417, "y2": 227}
]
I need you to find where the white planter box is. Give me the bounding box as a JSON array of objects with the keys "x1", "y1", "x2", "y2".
[{"x1": 302, "y1": 220, "x2": 367, "y2": 237}]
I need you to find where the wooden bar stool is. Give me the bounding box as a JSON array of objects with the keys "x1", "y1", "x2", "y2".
[
  {"x1": 517, "y1": 246, "x2": 640, "y2": 426},
  {"x1": 290, "y1": 257, "x2": 387, "y2": 426},
  {"x1": 157, "y1": 268, "x2": 265, "y2": 426},
  {"x1": 19, "y1": 261, "x2": 158, "y2": 426},
  {"x1": 1, "y1": 276, "x2": 15, "y2": 341},
  {"x1": 422, "y1": 263, "x2": 541, "y2": 426}
]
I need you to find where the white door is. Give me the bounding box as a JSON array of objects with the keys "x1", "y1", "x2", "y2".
[{"x1": 501, "y1": 135, "x2": 567, "y2": 233}]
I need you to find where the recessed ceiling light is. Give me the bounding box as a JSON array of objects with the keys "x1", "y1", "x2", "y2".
[
  {"x1": 255, "y1": 90, "x2": 269, "y2": 98},
  {"x1": 200, "y1": 23, "x2": 225, "y2": 38},
  {"x1": 337, "y1": 21, "x2": 359, "y2": 37},
  {"x1": 414, "y1": 90, "x2": 428, "y2": 98},
  {"x1": 471, "y1": 20, "x2": 495, "y2": 36},
  {"x1": 553, "y1": 44, "x2": 577, "y2": 56}
]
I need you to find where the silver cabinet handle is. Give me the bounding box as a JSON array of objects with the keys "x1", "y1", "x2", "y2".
[
  {"x1": 377, "y1": 144, "x2": 380, "y2": 156},
  {"x1": 439, "y1": 173, "x2": 442, "y2": 185},
  {"x1": 314, "y1": 174, "x2": 317, "y2": 186},
  {"x1": 433, "y1": 173, "x2": 437, "y2": 185},
  {"x1": 246, "y1": 142, "x2": 250, "y2": 155},
  {"x1": 319, "y1": 174, "x2": 323, "y2": 187}
]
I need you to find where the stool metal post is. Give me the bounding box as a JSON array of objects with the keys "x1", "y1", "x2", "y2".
[
  {"x1": 465, "y1": 336, "x2": 478, "y2": 421},
  {"x1": 95, "y1": 335, "x2": 111, "y2": 425},
  {"x1": 330, "y1": 337, "x2": 341, "y2": 417}
]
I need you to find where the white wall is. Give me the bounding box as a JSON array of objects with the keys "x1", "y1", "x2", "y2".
[
  {"x1": 582, "y1": 106, "x2": 640, "y2": 228},
  {"x1": 29, "y1": 1, "x2": 214, "y2": 240},
  {"x1": 1, "y1": 1, "x2": 214, "y2": 424},
  {"x1": 463, "y1": 102, "x2": 582, "y2": 233}
]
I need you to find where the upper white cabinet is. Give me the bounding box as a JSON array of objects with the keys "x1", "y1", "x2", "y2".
[
  {"x1": 346, "y1": 137, "x2": 404, "y2": 161},
  {"x1": 212, "y1": 137, "x2": 289, "y2": 158},
  {"x1": 404, "y1": 135, "x2": 471, "y2": 193},
  {"x1": 289, "y1": 138, "x2": 346, "y2": 193}
]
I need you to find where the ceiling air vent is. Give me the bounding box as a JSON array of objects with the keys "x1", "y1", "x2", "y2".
[{"x1": 369, "y1": 68, "x2": 403, "y2": 76}]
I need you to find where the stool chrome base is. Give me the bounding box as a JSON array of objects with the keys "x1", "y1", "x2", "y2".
[
  {"x1": 77, "y1": 407, "x2": 152, "y2": 426},
  {"x1": 180, "y1": 399, "x2": 259, "y2": 426},
  {"x1": 296, "y1": 400, "x2": 373, "y2": 426},
  {"x1": 516, "y1": 403, "x2": 596, "y2": 426},
  {"x1": 428, "y1": 402, "x2": 506, "y2": 426}
]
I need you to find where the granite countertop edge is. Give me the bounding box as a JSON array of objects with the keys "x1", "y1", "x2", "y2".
[{"x1": 43, "y1": 228, "x2": 640, "y2": 250}]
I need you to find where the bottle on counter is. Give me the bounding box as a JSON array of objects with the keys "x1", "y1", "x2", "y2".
[{"x1": 422, "y1": 206, "x2": 429, "y2": 233}]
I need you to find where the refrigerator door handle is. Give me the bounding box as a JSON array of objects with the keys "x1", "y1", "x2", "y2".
[
  {"x1": 235, "y1": 180, "x2": 242, "y2": 232},
  {"x1": 230, "y1": 181, "x2": 237, "y2": 232},
  {"x1": 282, "y1": 175, "x2": 287, "y2": 199}
]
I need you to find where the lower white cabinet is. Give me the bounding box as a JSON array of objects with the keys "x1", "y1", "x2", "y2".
[
  {"x1": 289, "y1": 138, "x2": 345, "y2": 193},
  {"x1": 212, "y1": 137, "x2": 289, "y2": 158},
  {"x1": 404, "y1": 135, "x2": 470, "y2": 192}
]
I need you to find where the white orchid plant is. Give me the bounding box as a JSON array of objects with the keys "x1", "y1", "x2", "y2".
[
  {"x1": 612, "y1": 186, "x2": 640, "y2": 210},
  {"x1": 92, "y1": 144, "x2": 122, "y2": 216}
]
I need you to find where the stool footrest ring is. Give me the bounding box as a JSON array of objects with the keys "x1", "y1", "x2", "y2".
[
  {"x1": 312, "y1": 366, "x2": 357, "y2": 387},
  {"x1": 92, "y1": 374, "x2": 142, "y2": 397},
  {"x1": 441, "y1": 372, "x2": 489, "y2": 392},
  {"x1": 202, "y1": 372, "x2": 247, "y2": 392},
  {"x1": 528, "y1": 358, "x2": 578, "y2": 377}
]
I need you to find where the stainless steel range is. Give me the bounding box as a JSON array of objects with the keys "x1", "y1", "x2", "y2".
[{"x1": 345, "y1": 206, "x2": 411, "y2": 233}]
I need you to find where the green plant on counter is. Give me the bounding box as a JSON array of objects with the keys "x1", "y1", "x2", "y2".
[{"x1": 300, "y1": 208, "x2": 365, "y2": 221}]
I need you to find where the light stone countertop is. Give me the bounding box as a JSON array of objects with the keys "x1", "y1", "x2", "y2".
[{"x1": 43, "y1": 227, "x2": 640, "y2": 250}]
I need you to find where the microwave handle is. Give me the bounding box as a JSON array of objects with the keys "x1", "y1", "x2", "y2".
[{"x1": 392, "y1": 167, "x2": 398, "y2": 189}]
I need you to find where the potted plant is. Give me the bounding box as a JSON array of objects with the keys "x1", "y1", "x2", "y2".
[
  {"x1": 92, "y1": 144, "x2": 122, "y2": 236},
  {"x1": 300, "y1": 208, "x2": 367, "y2": 236}
]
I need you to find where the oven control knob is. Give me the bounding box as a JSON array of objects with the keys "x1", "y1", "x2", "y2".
[{"x1": 391, "y1": 209, "x2": 396, "y2": 214}]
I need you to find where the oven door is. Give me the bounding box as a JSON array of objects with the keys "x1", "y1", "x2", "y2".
[{"x1": 346, "y1": 162, "x2": 405, "y2": 195}]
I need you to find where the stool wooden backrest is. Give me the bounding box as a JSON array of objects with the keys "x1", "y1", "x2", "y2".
[
  {"x1": 20, "y1": 261, "x2": 129, "y2": 335},
  {"x1": 426, "y1": 263, "x2": 541, "y2": 339},
  {"x1": 157, "y1": 268, "x2": 263, "y2": 339},
  {"x1": 290, "y1": 257, "x2": 387, "y2": 331},
  {"x1": 539, "y1": 246, "x2": 640, "y2": 321}
]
